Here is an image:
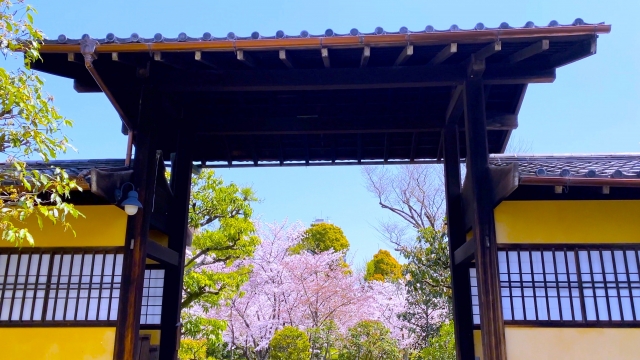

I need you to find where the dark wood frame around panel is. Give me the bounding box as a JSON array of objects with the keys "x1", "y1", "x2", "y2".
[
  {"x1": 470, "y1": 244, "x2": 640, "y2": 328},
  {"x1": 0, "y1": 247, "x2": 126, "y2": 327}
]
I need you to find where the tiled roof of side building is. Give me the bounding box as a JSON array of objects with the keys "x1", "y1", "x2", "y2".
[
  {"x1": 1, "y1": 159, "x2": 129, "y2": 178},
  {"x1": 47, "y1": 19, "x2": 600, "y2": 44},
  {"x1": 490, "y1": 154, "x2": 640, "y2": 179}
]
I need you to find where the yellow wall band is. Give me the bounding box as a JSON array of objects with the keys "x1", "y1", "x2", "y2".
[
  {"x1": 140, "y1": 329, "x2": 161, "y2": 345},
  {"x1": 494, "y1": 200, "x2": 640, "y2": 244},
  {"x1": 1, "y1": 205, "x2": 127, "y2": 248},
  {"x1": 0, "y1": 327, "x2": 115, "y2": 359}
]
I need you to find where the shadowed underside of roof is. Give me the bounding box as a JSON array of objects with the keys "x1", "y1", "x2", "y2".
[{"x1": 34, "y1": 20, "x2": 611, "y2": 166}]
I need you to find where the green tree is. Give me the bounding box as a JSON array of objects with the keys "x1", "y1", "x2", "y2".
[
  {"x1": 364, "y1": 249, "x2": 403, "y2": 282},
  {"x1": 269, "y1": 326, "x2": 311, "y2": 360},
  {"x1": 413, "y1": 321, "x2": 456, "y2": 360},
  {"x1": 180, "y1": 170, "x2": 260, "y2": 356},
  {"x1": 0, "y1": 1, "x2": 80, "y2": 245},
  {"x1": 291, "y1": 222, "x2": 349, "y2": 255},
  {"x1": 339, "y1": 320, "x2": 401, "y2": 360},
  {"x1": 362, "y1": 165, "x2": 451, "y2": 347},
  {"x1": 308, "y1": 320, "x2": 341, "y2": 360},
  {"x1": 399, "y1": 226, "x2": 451, "y2": 348}
]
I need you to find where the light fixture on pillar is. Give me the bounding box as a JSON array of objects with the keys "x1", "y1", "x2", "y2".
[{"x1": 115, "y1": 182, "x2": 143, "y2": 216}]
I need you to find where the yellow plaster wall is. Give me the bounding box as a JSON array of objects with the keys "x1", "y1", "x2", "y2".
[
  {"x1": 494, "y1": 200, "x2": 640, "y2": 244},
  {"x1": 0, "y1": 327, "x2": 115, "y2": 359},
  {"x1": 0, "y1": 205, "x2": 127, "y2": 247},
  {"x1": 504, "y1": 327, "x2": 640, "y2": 360},
  {"x1": 473, "y1": 330, "x2": 483, "y2": 360},
  {"x1": 473, "y1": 328, "x2": 640, "y2": 359},
  {"x1": 140, "y1": 329, "x2": 161, "y2": 345}
]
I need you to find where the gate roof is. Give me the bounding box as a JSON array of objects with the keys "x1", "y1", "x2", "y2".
[{"x1": 34, "y1": 20, "x2": 610, "y2": 166}]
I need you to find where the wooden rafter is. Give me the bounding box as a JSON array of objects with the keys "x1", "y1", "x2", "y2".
[
  {"x1": 394, "y1": 44, "x2": 413, "y2": 66},
  {"x1": 427, "y1": 43, "x2": 457, "y2": 66}
]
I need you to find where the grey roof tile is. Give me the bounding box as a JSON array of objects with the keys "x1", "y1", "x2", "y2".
[
  {"x1": 45, "y1": 19, "x2": 601, "y2": 44},
  {"x1": 490, "y1": 154, "x2": 640, "y2": 179}
]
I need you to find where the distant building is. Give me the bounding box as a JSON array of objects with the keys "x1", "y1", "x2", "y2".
[{"x1": 311, "y1": 217, "x2": 331, "y2": 225}]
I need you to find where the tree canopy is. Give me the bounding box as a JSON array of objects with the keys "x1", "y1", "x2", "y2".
[
  {"x1": 339, "y1": 320, "x2": 402, "y2": 360},
  {"x1": 0, "y1": 0, "x2": 80, "y2": 245},
  {"x1": 180, "y1": 169, "x2": 260, "y2": 357},
  {"x1": 290, "y1": 222, "x2": 350, "y2": 255},
  {"x1": 269, "y1": 326, "x2": 311, "y2": 360},
  {"x1": 364, "y1": 249, "x2": 403, "y2": 282}
]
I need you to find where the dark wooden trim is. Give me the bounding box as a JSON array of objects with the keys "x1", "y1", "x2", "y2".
[
  {"x1": 474, "y1": 41, "x2": 501, "y2": 61},
  {"x1": 0, "y1": 247, "x2": 125, "y2": 253},
  {"x1": 140, "y1": 324, "x2": 163, "y2": 330},
  {"x1": 497, "y1": 243, "x2": 640, "y2": 250},
  {"x1": 114, "y1": 83, "x2": 159, "y2": 360},
  {"x1": 463, "y1": 75, "x2": 507, "y2": 360},
  {"x1": 154, "y1": 65, "x2": 556, "y2": 93},
  {"x1": 454, "y1": 239, "x2": 477, "y2": 265},
  {"x1": 508, "y1": 40, "x2": 549, "y2": 64},
  {"x1": 463, "y1": 164, "x2": 520, "y2": 230},
  {"x1": 504, "y1": 322, "x2": 640, "y2": 328},
  {"x1": 0, "y1": 321, "x2": 118, "y2": 327},
  {"x1": 427, "y1": 43, "x2": 457, "y2": 66},
  {"x1": 146, "y1": 240, "x2": 180, "y2": 267},
  {"x1": 548, "y1": 36, "x2": 597, "y2": 69},
  {"x1": 150, "y1": 212, "x2": 170, "y2": 234},
  {"x1": 159, "y1": 129, "x2": 194, "y2": 360},
  {"x1": 443, "y1": 123, "x2": 476, "y2": 360}
]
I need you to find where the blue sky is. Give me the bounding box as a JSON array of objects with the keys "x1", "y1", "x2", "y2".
[{"x1": 22, "y1": 0, "x2": 640, "y2": 264}]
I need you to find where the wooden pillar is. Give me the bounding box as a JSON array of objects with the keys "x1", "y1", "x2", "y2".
[
  {"x1": 463, "y1": 75, "x2": 506, "y2": 360},
  {"x1": 159, "y1": 131, "x2": 193, "y2": 360},
  {"x1": 443, "y1": 124, "x2": 476, "y2": 360},
  {"x1": 114, "y1": 85, "x2": 159, "y2": 360}
]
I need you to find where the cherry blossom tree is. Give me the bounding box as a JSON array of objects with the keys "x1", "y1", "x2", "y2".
[{"x1": 205, "y1": 220, "x2": 412, "y2": 359}]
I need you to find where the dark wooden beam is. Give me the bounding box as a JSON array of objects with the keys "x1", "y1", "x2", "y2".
[
  {"x1": 155, "y1": 64, "x2": 556, "y2": 93},
  {"x1": 548, "y1": 36, "x2": 596, "y2": 68},
  {"x1": 446, "y1": 85, "x2": 464, "y2": 125},
  {"x1": 252, "y1": 135, "x2": 258, "y2": 166},
  {"x1": 474, "y1": 41, "x2": 502, "y2": 61},
  {"x1": 436, "y1": 132, "x2": 444, "y2": 162},
  {"x1": 394, "y1": 45, "x2": 413, "y2": 66},
  {"x1": 147, "y1": 240, "x2": 180, "y2": 266},
  {"x1": 454, "y1": 239, "x2": 476, "y2": 265},
  {"x1": 159, "y1": 130, "x2": 194, "y2": 360},
  {"x1": 196, "y1": 112, "x2": 516, "y2": 136},
  {"x1": 152, "y1": 52, "x2": 184, "y2": 69},
  {"x1": 427, "y1": 43, "x2": 457, "y2": 66},
  {"x1": 438, "y1": 85, "x2": 464, "y2": 162},
  {"x1": 195, "y1": 51, "x2": 218, "y2": 69},
  {"x1": 383, "y1": 133, "x2": 389, "y2": 163},
  {"x1": 360, "y1": 46, "x2": 370, "y2": 67},
  {"x1": 150, "y1": 212, "x2": 170, "y2": 234},
  {"x1": 114, "y1": 85, "x2": 158, "y2": 360},
  {"x1": 224, "y1": 137, "x2": 232, "y2": 166},
  {"x1": 237, "y1": 50, "x2": 255, "y2": 67},
  {"x1": 463, "y1": 74, "x2": 507, "y2": 360},
  {"x1": 508, "y1": 40, "x2": 549, "y2": 63},
  {"x1": 321, "y1": 48, "x2": 330, "y2": 68},
  {"x1": 409, "y1": 132, "x2": 417, "y2": 162},
  {"x1": 462, "y1": 164, "x2": 520, "y2": 230},
  {"x1": 279, "y1": 135, "x2": 284, "y2": 165},
  {"x1": 443, "y1": 123, "x2": 476, "y2": 360},
  {"x1": 279, "y1": 50, "x2": 293, "y2": 68},
  {"x1": 305, "y1": 134, "x2": 310, "y2": 165},
  {"x1": 500, "y1": 84, "x2": 528, "y2": 153}
]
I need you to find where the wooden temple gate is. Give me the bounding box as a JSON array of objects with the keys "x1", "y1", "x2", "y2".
[{"x1": 33, "y1": 21, "x2": 610, "y2": 360}]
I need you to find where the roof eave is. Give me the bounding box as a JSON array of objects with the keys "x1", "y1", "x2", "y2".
[{"x1": 38, "y1": 24, "x2": 611, "y2": 53}]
